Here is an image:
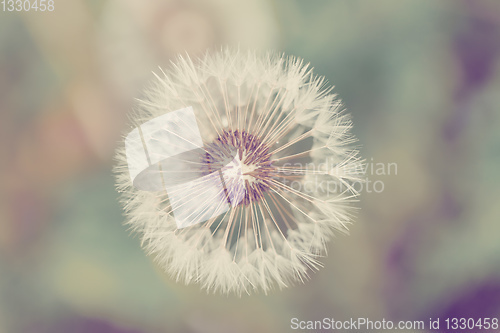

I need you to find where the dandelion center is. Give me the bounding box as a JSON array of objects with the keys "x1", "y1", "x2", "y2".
[{"x1": 204, "y1": 130, "x2": 274, "y2": 206}]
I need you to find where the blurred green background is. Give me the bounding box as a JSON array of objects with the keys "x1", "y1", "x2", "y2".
[{"x1": 1, "y1": 0, "x2": 500, "y2": 332}]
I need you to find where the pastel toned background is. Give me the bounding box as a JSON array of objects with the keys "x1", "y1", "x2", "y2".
[{"x1": 1, "y1": 0, "x2": 500, "y2": 332}]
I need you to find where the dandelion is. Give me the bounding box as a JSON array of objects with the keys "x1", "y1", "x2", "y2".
[{"x1": 114, "y1": 49, "x2": 363, "y2": 295}]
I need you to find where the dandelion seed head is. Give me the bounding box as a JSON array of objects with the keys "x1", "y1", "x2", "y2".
[{"x1": 114, "y1": 48, "x2": 364, "y2": 295}]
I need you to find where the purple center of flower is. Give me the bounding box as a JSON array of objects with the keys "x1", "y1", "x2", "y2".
[{"x1": 204, "y1": 130, "x2": 274, "y2": 206}]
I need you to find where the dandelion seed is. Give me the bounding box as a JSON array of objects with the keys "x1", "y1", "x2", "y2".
[{"x1": 114, "y1": 49, "x2": 364, "y2": 295}]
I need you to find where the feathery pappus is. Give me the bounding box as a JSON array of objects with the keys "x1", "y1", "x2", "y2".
[{"x1": 114, "y1": 48, "x2": 364, "y2": 295}]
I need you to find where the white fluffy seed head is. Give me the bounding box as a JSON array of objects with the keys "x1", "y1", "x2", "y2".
[{"x1": 114, "y1": 48, "x2": 364, "y2": 295}]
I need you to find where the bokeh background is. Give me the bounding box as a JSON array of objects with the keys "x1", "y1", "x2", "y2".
[{"x1": 2, "y1": 0, "x2": 500, "y2": 332}]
